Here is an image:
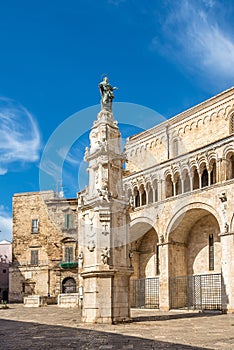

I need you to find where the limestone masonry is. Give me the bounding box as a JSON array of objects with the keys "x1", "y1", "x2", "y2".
[{"x1": 10, "y1": 86, "x2": 234, "y2": 323}]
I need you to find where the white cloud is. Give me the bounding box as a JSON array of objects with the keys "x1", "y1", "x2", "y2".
[
  {"x1": 0, "y1": 205, "x2": 12, "y2": 242},
  {"x1": 151, "y1": 0, "x2": 234, "y2": 85},
  {"x1": 0, "y1": 97, "x2": 41, "y2": 174},
  {"x1": 39, "y1": 160, "x2": 62, "y2": 179},
  {"x1": 0, "y1": 168, "x2": 7, "y2": 175}
]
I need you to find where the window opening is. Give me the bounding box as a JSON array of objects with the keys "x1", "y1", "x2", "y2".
[
  {"x1": 64, "y1": 246, "x2": 74, "y2": 262},
  {"x1": 209, "y1": 234, "x2": 214, "y2": 271},
  {"x1": 31, "y1": 250, "x2": 38, "y2": 265},
  {"x1": 32, "y1": 219, "x2": 39, "y2": 233},
  {"x1": 201, "y1": 168, "x2": 208, "y2": 187},
  {"x1": 64, "y1": 214, "x2": 74, "y2": 229}
]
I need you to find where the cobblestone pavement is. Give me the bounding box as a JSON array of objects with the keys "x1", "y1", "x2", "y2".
[{"x1": 0, "y1": 305, "x2": 233, "y2": 349}]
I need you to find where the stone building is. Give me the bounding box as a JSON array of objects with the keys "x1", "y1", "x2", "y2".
[
  {"x1": 10, "y1": 85, "x2": 234, "y2": 321},
  {"x1": 124, "y1": 87, "x2": 234, "y2": 313},
  {"x1": 9, "y1": 191, "x2": 78, "y2": 302},
  {"x1": 0, "y1": 240, "x2": 12, "y2": 302}
]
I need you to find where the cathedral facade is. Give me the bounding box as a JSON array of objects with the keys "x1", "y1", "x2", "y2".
[
  {"x1": 10, "y1": 86, "x2": 234, "y2": 321},
  {"x1": 124, "y1": 87, "x2": 234, "y2": 313}
]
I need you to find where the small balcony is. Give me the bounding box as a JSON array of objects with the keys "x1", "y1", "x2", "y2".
[{"x1": 59, "y1": 261, "x2": 78, "y2": 269}]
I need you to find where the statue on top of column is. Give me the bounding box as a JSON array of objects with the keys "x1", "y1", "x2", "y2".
[{"x1": 99, "y1": 76, "x2": 117, "y2": 111}]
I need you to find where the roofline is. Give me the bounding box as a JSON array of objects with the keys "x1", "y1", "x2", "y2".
[{"x1": 128, "y1": 86, "x2": 234, "y2": 142}]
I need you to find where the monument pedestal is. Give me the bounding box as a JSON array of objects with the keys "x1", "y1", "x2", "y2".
[{"x1": 81, "y1": 269, "x2": 133, "y2": 324}]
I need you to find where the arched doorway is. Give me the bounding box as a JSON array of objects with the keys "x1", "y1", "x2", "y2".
[
  {"x1": 62, "y1": 277, "x2": 76, "y2": 294},
  {"x1": 130, "y1": 220, "x2": 159, "y2": 308},
  {"x1": 167, "y1": 206, "x2": 222, "y2": 310}
]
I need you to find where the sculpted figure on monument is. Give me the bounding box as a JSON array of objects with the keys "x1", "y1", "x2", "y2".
[
  {"x1": 99, "y1": 76, "x2": 117, "y2": 110},
  {"x1": 101, "y1": 247, "x2": 110, "y2": 264}
]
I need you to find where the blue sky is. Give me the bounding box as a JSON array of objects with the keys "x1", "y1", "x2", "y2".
[{"x1": 1, "y1": 0, "x2": 234, "y2": 241}]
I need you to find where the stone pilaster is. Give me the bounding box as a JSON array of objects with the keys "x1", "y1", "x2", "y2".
[{"x1": 219, "y1": 231, "x2": 234, "y2": 312}]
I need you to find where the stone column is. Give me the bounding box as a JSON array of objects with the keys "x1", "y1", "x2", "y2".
[
  {"x1": 181, "y1": 178, "x2": 184, "y2": 194},
  {"x1": 208, "y1": 169, "x2": 211, "y2": 186},
  {"x1": 190, "y1": 174, "x2": 193, "y2": 191},
  {"x1": 173, "y1": 181, "x2": 176, "y2": 197},
  {"x1": 216, "y1": 157, "x2": 222, "y2": 183},
  {"x1": 158, "y1": 241, "x2": 170, "y2": 311},
  {"x1": 198, "y1": 172, "x2": 202, "y2": 189}
]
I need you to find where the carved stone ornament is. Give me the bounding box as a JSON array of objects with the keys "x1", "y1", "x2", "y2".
[
  {"x1": 87, "y1": 240, "x2": 96, "y2": 252},
  {"x1": 78, "y1": 251, "x2": 84, "y2": 268},
  {"x1": 160, "y1": 235, "x2": 165, "y2": 244},
  {"x1": 224, "y1": 222, "x2": 229, "y2": 233},
  {"x1": 102, "y1": 223, "x2": 109, "y2": 236},
  {"x1": 101, "y1": 247, "x2": 110, "y2": 264}
]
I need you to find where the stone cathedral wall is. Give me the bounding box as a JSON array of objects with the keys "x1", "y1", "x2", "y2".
[{"x1": 125, "y1": 88, "x2": 234, "y2": 173}]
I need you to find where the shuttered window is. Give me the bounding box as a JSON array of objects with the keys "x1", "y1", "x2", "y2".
[
  {"x1": 64, "y1": 214, "x2": 74, "y2": 229},
  {"x1": 31, "y1": 250, "x2": 38, "y2": 265},
  {"x1": 64, "y1": 246, "x2": 73, "y2": 262}
]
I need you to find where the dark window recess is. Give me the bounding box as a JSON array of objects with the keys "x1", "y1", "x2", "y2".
[
  {"x1": 64, "y1": 247, "x2": 74, "y2": 262},
  {"x1": 31, "y1": 250, "x2": 38, "y2": 265},
  {"x1": 62, "y1": 277, "x2": 76, "y2": 293},
  {"x1": 202, "y1": 168, "x2": 208, "y2": 187},
  {"x1": 156, "y1": 245, "x2": 160, "y2": 275},
  {"x1": 32, "y1": 219, "x2": 39, "y2": 233},
  {"x1": 135, "y1": 190, "x2": 140, "y2": 207},
  {"x1": 148, "y1": 187, "x2": 153, "y2": 203},
  {"x1": 141, "y1": 190, "x2": 146, "y2": 206},
  {"x1": 3, "y1": 269, "x2": 6, "y2": 273},
  {"x1": 209, "y1": 234, "x2": 214, "y2": 271}
]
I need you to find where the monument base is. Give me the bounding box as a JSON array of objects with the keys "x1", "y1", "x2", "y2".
[{"x1": 81, "y1": 269, "x2": 132, "y2": 324}]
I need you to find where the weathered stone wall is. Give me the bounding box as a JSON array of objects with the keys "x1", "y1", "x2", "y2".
[
  {"x1": 187, "y1": 214, "x2": 221, "y2": 275},
  {"x1": 9, "y1": 191, "x2": 79, "y2": 302},
  {"x1": 125, "y1": 88, "x2": 234, "y2": 173}
]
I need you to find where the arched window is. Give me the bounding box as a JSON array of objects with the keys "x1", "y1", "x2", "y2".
[
  {"x1": 210, "y1": 160, "x2": 216, "y2": 185},
  {"x1": 140, "y1": 185, "x2": 146, "y2": 206},
  {"x1": 165, "y1": 174, "x2": 173, "y2": 198},
  {"x1": 153, "y1": 180, "x2": 158, "y2": 202},
  {"x1": 147, "y1": 184, "x2": 153, "y2": 204},
  {"x1": 174, "y1": 173, "x2": 182, "y2": 195},
  {"x1": 226, "y1": 153, "x2": 234, "y2": 180},
  {"x1": 134, "y1": 187, "x2": 140, "y2": 207},
  {"x1": 183, "y1": 170, "x2": 190, "y2": 193},
  {"x1": 192, "y1": 167, "x2": 199, "y2": 190},
  {"x1": 201, "y1": 167, "x2": 208, "y2": 187},
  {"x1": 62, "y1": 277, "x2": 76, "y2": 294},
  {"x1": 230, "y1": 115, "x2": 234, "y2": 134}
]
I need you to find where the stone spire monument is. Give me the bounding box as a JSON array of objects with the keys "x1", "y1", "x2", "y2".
[{"x1": 77, "y1": 77, "x2": 133, "y2": 323}]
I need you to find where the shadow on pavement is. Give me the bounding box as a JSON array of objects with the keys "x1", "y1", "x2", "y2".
[
  {"x1": 0, "y1": 318, "x2": 212, "y2": 350},
  {"x1": 132, "y1": 310, "x2": 222, "y2": 323}
]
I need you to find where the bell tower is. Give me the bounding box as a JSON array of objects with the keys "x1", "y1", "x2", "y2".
[{"x1": 77, "y1": 78, "x2": 133, "y2": 323}]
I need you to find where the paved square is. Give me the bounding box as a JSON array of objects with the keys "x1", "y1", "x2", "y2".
[{"x1": 0, "y1": 305, "x2": 233, "y2": 349}]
